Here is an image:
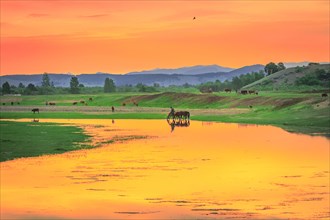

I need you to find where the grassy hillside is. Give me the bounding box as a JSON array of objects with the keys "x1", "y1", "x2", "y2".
[
  {"x1": 1, "y1": 91, "x2": 329, "y2": 135},
  {"x1": 242, "y1": 64, "x2": 330, "y2": 91},
  {"x1": 0, "y1": 91, "x2": 326, "y2": 109}
]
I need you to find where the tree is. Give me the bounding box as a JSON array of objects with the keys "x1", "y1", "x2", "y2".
[
  {"x1": 136, "y1": 83, "x2": 146, "y2": 92},
  {"x1": 70, "y1": 77, "x2": 80, "y2": 94},
  {"x1": 24, "y1": 83, "x2": 38, "y2": 95},
  {"x1": 232, "y1": 76, "x2": 242, "y2": 90},
  {"x1": 42, "y1": 72, "x2": 51, "y2": 87},
  {"x1": 264, "y1": 62, "x2": 279, "y2": 75},
  {"x1": 2, "y1": 81, "x2": 11, "y2": 94},
  {"x1": 18, "y1": 83, "x2": 25, "y2": 89},
  {"x1": 104, "y1": 78, "x2": 116, "y2": 93},
  {"x1": 277, "y1": 62, "x2": 286, "y2": 71}
]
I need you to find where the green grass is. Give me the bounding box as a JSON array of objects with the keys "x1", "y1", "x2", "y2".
[
  {"x1": 0, "y1": 112, "x2": 166, "y2": 119},
  {"x1": 0, "y1": 91, "x2": 320, "y2": 108},
  {"x1": 0, "y1": 121, "x2": 92, "y2": 162},
  {"x1": 0, "y1": 92, "x2": 148, "y2": 107},
  {"x1": 192, "y1": 107, "x2": 330, "y2": 136},
  {"x1": 1, "y1": 91, "x2": 329, "y2": 136}
]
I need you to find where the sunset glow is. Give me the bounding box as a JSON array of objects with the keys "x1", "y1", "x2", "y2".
[
  {"x1": 1, "y1": 119, "x2": 329, "y2": 219},
  {"x1": 1, "y1": 1, "x2": 329, "y2": 75}
]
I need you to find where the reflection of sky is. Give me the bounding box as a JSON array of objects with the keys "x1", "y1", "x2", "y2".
[{"x1": 1, "y1": 119, "x2": 329, "y2": 219}]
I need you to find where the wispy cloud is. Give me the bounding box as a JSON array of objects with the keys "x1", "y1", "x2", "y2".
[
  {"x1": 28, "y1": 13, "x2": 49, "y2": 17},
  {"x1": 79, "y1": 14, "x2": 108, "y2": 18}
]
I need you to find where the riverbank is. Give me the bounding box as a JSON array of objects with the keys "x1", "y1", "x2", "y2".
[
  {"x1": 0, "y1": 121, "x2": 92, "y2": 162},
  {"x1": 1, "y1": 104, "x2": 329, "y2": 136}
]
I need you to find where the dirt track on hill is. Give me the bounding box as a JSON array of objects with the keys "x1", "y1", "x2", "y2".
[{"x1": 0, "y1": 106, "x2": 250, "y2": 116}]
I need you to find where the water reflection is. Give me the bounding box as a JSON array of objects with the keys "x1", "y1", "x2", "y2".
[
  {"x1": 1, "y1": 119, "x2": 329, "y2": 220},
  {"x1": 167, "y1": 119, "x2": 190, "y2": 132}
]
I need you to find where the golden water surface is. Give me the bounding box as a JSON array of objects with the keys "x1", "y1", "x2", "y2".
[{"x1": 1, "y1": 119, "x2": 329, "y2": 219}]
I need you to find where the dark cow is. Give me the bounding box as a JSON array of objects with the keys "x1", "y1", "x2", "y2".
[
  {"x1": 73, "y1": 102, "x2": 78, "y2": 105},
  {"x1": 173, "y1": 111, "x2": 190, "y2": 121},
  {"x1": 321, "y1": 93, "x2": 328, "y2": 97},
  {"x1": 240, "y1": 90, "x2": 248, "y2": 95},
  {"x1": 2, "y1": 103, "x2": 5, "y2": 105},
  {"x1": 89, "y1": 97, "x2": 93, "y2": 101},
  {"x1": 224, "y1": 88, "x2": 232, "y2": 93},
  {"x1": 112, "y1": 106, "x2": 115, "y2": 112},
  {"x1": 32, "y1": 108, "x2": 39, "y2": 114},
  {"x1": 248, "y1": 90, "x2": 256, "y2": 94},
  {"x1": 122, "y1": 103, "x2": 126, "y2": 106},
  {"x1": 11, "y1": 102, "x2": 14, "y2": 105},
  {"x1": 80, "y1": 100, "x2": 85, "y2": 104},
  {"x1": 17, "y1": 102, "x2": 20, "y2": 105},
  {"x1": 48, "y1": 102, "x2": 56, "y2": 105}
]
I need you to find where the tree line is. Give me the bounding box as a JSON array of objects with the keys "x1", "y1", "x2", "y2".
[
  {"x1": 198, "y1": 71, "x2": 265, "y2": 92},
  {"x1": 1, "y1": 73, "x2": 118, "y2": 95}
]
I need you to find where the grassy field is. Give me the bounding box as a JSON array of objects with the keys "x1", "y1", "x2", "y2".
[
  {"x1": 1, "y1": 91, "x2": 329, "y2": 136},
  {"x1": 0, "y1": 91, "x2": 325, "y2": 108},
  {"x1": 0, "y1": 121, "x2": 91, "y2": 162},
  {"x1": 0, "y1": 91, "x2": 329, "y2": 162}
]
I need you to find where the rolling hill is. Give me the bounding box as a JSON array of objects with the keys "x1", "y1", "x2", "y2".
[{"x1": 242, "y1": 64, "x2": 330, "y2": 90}]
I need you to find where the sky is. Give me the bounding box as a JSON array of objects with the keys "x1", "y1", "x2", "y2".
[{"x1": 0, "y1": 0, "x2": 329, "y2": 75}]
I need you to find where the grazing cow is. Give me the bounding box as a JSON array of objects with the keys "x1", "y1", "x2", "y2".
[
  {"x1": 122, "y1": 103, "x2": 126, "y2": 106},
  {"x1": 2, "y1": 103, "x2": 5, "y2": 105},
  {"x1": 11, "y1": 102, "x2": 14, "y2": 105},
  {"x1": 73, "y1": 102, "x2": 78, "y2": 105},
  {"x1": 224, "y1": 88, "x2": 232, "y2": 93},
  {"x1": 133, "y1": 102, "x2": 139, "y2": 107},
  {"x1": 80, "y1": 100, "x2": 85, "y2": 104},
  {"x1": 32, "y1": 108, "x2": 39, "y2": 114},
  {"x1": 17, "y1": 102, "x2": 20, "y2": 105},
  {"x1": 255, "y1": 92, "x2": 259, "y2": 95},
  {"x1": 248, "y1": 90, "x2": 256, "y2": 94},
  {"x1": 249, "y1": 105, "x2": 253, "y2": 108},
  {"x1": 89, "y1": 97, "x2": 93, "y2": 101},
  {"x1": 321, "y1": 93, "x2": 328, "y2": 97},
  {"x1": 48, "y1": 102, "x2": 56, "y2": 105},
  {"x1": 173, "y1": 111, "x2": 190, "y2": 122},
  {"x1": 112, "y1": 106, "x2": 115, "y2": 112},
  {"x1": 240, "y1": 90, "x2": 248, "y2": 95}
]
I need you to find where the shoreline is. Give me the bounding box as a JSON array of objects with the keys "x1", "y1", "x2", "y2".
[{"x1": 1, "y1": 107, "x2": 329, "y2": 137}]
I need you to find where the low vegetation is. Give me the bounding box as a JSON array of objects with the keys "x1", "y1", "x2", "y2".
[
  {"x1": 0, "y1": 121, "x2": 91, "y2": 162},
  {"x1": 244, "y1": 64, "x2": 330, "y2": 91},
  {"x1": 0, "y1": 62, "x2": 329, "y2": 162}
]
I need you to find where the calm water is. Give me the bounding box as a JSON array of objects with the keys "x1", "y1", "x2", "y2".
[{"x1": 1, "y1": 119, "x2": 329, "y2": 219}]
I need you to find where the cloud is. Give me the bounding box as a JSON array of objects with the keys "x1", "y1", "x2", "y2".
[
  {"x1": 79, "y1": 14, "x2": 108, "y2": 18},
  {"x1": 28, "y1": 13, "x2": 49, "y2": 17}
]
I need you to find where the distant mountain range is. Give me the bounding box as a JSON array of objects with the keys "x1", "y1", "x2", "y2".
[
  {"x1": 126, "y1": 65, "x2": 234, "y2": 75},
  {"x1": 0, "y1": 64, "x2": 267, "y2": 87}
]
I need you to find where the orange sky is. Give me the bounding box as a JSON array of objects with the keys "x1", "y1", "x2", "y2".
[{"x1": 0, "y1": 1, "x2": 329, "y2": 75}]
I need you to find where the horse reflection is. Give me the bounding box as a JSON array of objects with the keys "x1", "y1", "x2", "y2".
[{"x1": 167, "y1": 119, "x2": 190, "y2": 132}]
